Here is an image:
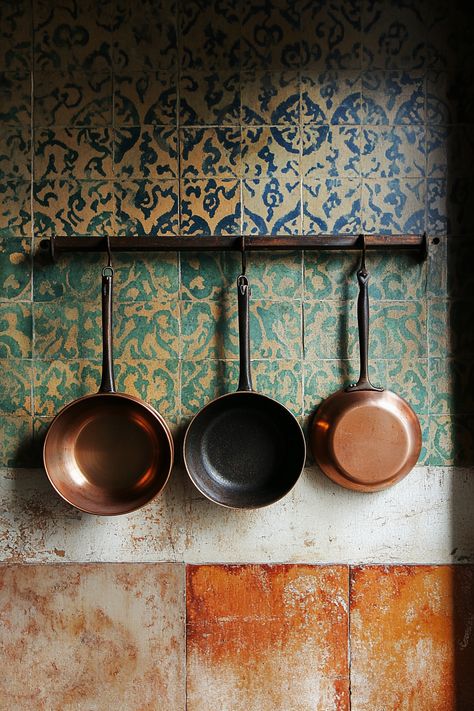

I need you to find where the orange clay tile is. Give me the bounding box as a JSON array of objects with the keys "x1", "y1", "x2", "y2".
[
  {"x1": 0, "y1": 563, "x2": 185, "y2": 710},
  {"x1": 350, "y1": 565, "x2": 474, "y2": 711},
  {"x1": 186, "y1": 564, "x2": 349, "y2": 711}
]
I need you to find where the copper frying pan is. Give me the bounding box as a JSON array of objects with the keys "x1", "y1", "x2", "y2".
[
  {"x1": 43, "y1": 252, "x2": 174, "y2": 515},
  {"x1": 310, "y1": 242, "x2": 422, "y2": 492}
]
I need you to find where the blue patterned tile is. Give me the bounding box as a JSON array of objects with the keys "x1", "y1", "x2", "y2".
[
  {"x1": 302, "y1": 70, "x2": 362, "y2": 124},
  {"x1": 35, "y1": 128, "x2": 112, "y2": 180},
  {"x1": 180, "y1": 0, "x2": 239, "y2": 70},
  {"x1": 243, "y1": 178, "x2": 301, "y2": 235},
  {"x1": 0, "y1": 0, "x2": 31, "y2": 71},
  {"x1": 114, "y1": 71, "x2": 177, "y2": 125},
  {"x1": 0, "y1": 127, "x2": 31, "y2": 180},
  {"x1": 34, "y1": 71, "x2": 112, "y2": 126},
  {"x1": 115, "y1": 179, "x2": 179, "y2": 235},
  {"x1": 114, "y1": 126, "x2": 178, "y2": 179},
  {"x1": 34, "y1": 180, "x2": 114, "y2": 236},
  {"x1": 301, "y1": 0, "x2": 361, "y2": 69},
  {"x1": 427, "y1": 126, "x2": 474, "y2": 178},
  {"x1": 302, "y1": 126, "x2": 360, "y2": 177},
  {"x1": 427, "y1": 69, "x2": 474, "y2": 125},
  {"x1": 242, "y1": 127, "x2": 300, "y2": 178},
  {"x1": 114, "y1": 0, "x2": 177, "y2": 71},
  {"x1": 0, "y1": 71, "x2": 31, "y2": 125},
  {"x1": 303, "y1": 178, "x2": 361, "y2": 234},
  {"x1": 180, "y1": 71, "x2": 240, "y2": 125},
  {"x1": 362, "y1": 0, "x2": 427, "y2": 69},
  {"x1": 181, "y1": 179, "x2": 240, "y2": 235},
  {"x1": 241, "y1": 0, "x2": 300, "y2": 70},
  {"x1": 362, "y1": 179, "x2": 425, "y2": 234},
  {"x1": 426, "y1": 178, "x2": 446, "y2": 236},
  {"x1": 241, "y1": 70, "x2": 300, "y2": 124},
  {"x1": 427, "y1": 177, "x2": 474, "y2": 237},
  {"x1": 362, "y1": 70, "x2": 424, "y2": 124},
  {"x1": 180, "y1": 128, "x2": 240, "y2": 178},
  {"x1": 0, "y1": 180, "x2": 31, "y2": 236},
  {"x1": 362, "y1": 126, "x2": 425, "y2": 178}
]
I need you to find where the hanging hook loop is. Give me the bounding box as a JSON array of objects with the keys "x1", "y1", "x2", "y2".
[
  {"x1": 358, "y1": 234, "x2": 366, "y2": 275},
  {"x1": 102, "y1": 235, "x2": 114, "y2": 276},
  {"x1": 240, "y1": 235, "x2": 247, "y2": 276}
]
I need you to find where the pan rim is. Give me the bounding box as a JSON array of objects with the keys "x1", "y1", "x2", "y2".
[
  {"x1": 43, "y1": 390, "x2": 174, "y2": 516},
  {"x1": 183, "y1": 390, "x2": 306, "y2": 510}
]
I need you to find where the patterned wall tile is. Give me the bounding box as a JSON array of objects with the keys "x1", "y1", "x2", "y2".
[
  {"x1": 427, "y1": 69, "x2": 474, "y2": 125},
  {"x1": 241, "y1": 1, "x2": 301, "y2": 70},
  {"x1": 0, "y1": 414, "x2": 33, "y2": 466},
  {"x1": 33, "y1": 0, "x2": 113, "y2": 71},
  {"x1": 362, "y1": 0, "x2": 427, "y2": 69},
  {"x1": 430, "y1": 415, "x2": 474, "y2": 466},
  {"x1": 428, "y1": 177, "x2": 474, "y2": 237},
  {"x1": 447, "y1": 238, "x2": 474, "y2": 299},
  {"x1": 429, "y1": 299, "x2": 474, "y2": 360},
  {"x1": 34, "y1": 179, "x2": 114, "y2": 236},
  {"x1": 0, "y1": 236, "x2": 31, "y2": 301},
  {"x1": 187, "y1": 565, "x2": 349, "y2": 711},
  {"x1": 430, "y1": 357, "x2": 474, "y2": 416},
  {"x1": 181, "y1": 179, "x2": 240, "y2": 235},
  {"x1": 0, "y1": 71, "x2": 31, "y2": 124},
  {"x1": 181, "y1": 128, "x2": 240, "y2": 178},
  {"x1": 34, "y1": 359, "x2": 101, "y2": 416},
  {"x1": 180, "y1": 0, "x2": 239, "y2": 70},
  {"x1": 114, "y1": 0, "x2": 177, "y2": 70},
  {"x1": 0, "y1": 180, "x2": 30, "y2": 236},
  {"x1": 302, "y1": 70, "x2": 362, "y2": 124},
  {"x1": 362, "y1": 178, "x2": 425, "y2": 234},
  {"x1": 114, "y1": 302, "x2": 180, "y2": 359},
  {"x1": 181, "y1": 298, "x2": 302, "y2": 361},
  {"x1": 114, "y1": 126, "x2": 177, "y2": 179},
  {"x1": 304, "y1": 359, "x2": 387, "y2": 415},
  {"x1": 242, "y1": 126, "x2": 300, "y2": 178},
  {"x1": 34, "y1": 71, "x2": 112, "y2": 126},
  {"x1": 0, "y1": 564, "x2": 185, "y2": 709},
  {"x1": 180, "y1": 71, "x2": 240, "y2": 125},
  {"x1": 361, "y1": 126, "x2": 425, "y2": 178},
  {"x1": 427, "y1": 125, "x2": 474, "y2": 178},
  {"x1": 0, "y1": 0, "x2": 32, "y2": 71},
  {"x1": 350, "y1": 565, "x2": 474, "y2": 710},
  {"x1": 0, "y1": 358, "x2": 31, "y2": 415},
  {"x1": 303, "y1": 126, "x2": 360, "y2": 178},
  {"x1": 35, "y1": 128, "x2": 112, "y2": 180},
  {"x1": 0, "y1": 302, "x2": 32, "y2": 358},
  {"x1": 115, "y1": 179, "x2": 179, "y2": 235},
  {"x1": 362, "y1": 70, "x2": 425, "y2": 124},
  {"x1": 115, "y1": 357, "x2": 179, "y2": 423},
  {"x1": 243, "y1": 178, "x2": 300, "y2": 234},
  {"x1": 241, "y1": 70, "x2": 300, "y2": 124},
  {"x1": 386, "y1": 359, "x2": 429, "y2": 415},
  {"x1": 0, "y1": 127, "x2": 31, "y2": 179},
  {"x1": 303, "y1": 178, "x2": 361, "y2": 234},
  {"x1": 301, "y1": 0, "x2": 361, "y2": 69},
  {"x1": 114, "y1": 71, "x2": 177, "y2": 125}
]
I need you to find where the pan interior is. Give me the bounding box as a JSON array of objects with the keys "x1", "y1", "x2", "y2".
[{"x1": 185, "y1": 393, "x2": 305, "y2": 508}]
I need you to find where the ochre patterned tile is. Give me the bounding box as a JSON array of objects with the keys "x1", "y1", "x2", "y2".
[
  {"x1": 0, "y1": 127, "x2": 31, "y2": 179},
  {"x1": 181, "y1": 128, "x2": 241, "y2": 179},
  {"x1": 0, "y1": 71, "x2": 31, "y2": 124},
  {"x1": 35, "y1": 128, "x2": 112, "y2": 180},
  {"x1": 0, "y1": 236, "x2": 31, "y2": 300},
  {"x1": 350, "y1": 565, "x2": 474, "y2": 711},
  {"x1": 180, "y1": 70, "x2": 240, "y2": 125},
  {"x1": 114, "y1": 71, "x2": 177, "y2": 125},
  {"x1": 181, "y1": 179, "x2": 240, "y2": 235},
  {"x1": 115, "y1": 179, "x2": 179, "y2": 235},
  {"x1": 0, "y1": 358, "x2": 32, "y2": 415},
  {"x1": 187, "y1": 565, "x2": 349, "y2": 711},
  {"x1": 241, "y1": 70, "x2": 300, "y2": 124},
  {"x1": 114, "y1": 0, "x2": 177, "y2": 71},
  {"x1": 0, "y1": 564, "x2": 185, "y2": 709},
  {"x1": 0, "y1": 180, "x2": 31, "y2": 236},
  {"x1": 243, "y1": 178, "x2": 301, "y2": 234},
  {"x1": 34, "y1": 180, "x2": 114, "y2": 236},
  {"x1": 0, "y1": 0, "x2": 32, "y2": 71},
  {"x1": 180, "y1": 0, "x2": 239, "y2": 70},
  {"x1": 114, "y1": 126, "x2": 177, "y2": 179},
  {"x1": 242, "y1": 126, "x2": 300, "y2": 178},
  {"x1": 0, "y1": 302, "x2": 32, "y2": 358},
  {"x1": 34, "y1": 71, "x2": 112, "y2": 126}
]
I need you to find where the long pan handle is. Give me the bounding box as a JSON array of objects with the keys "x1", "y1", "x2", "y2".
[
  {"x1": 237, "y1": 275, "x2": 253, "y2": 392},
  {"x1": 346, "y1": 267, "x2": 383, "y2": 393},
  {"x1": 99, "y1": 266, "x2": 116, "y2": 393}
]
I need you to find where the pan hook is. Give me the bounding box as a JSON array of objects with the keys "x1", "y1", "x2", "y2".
[{"x1": 103, "y1": 235, "x2": 114, "y2": 276}]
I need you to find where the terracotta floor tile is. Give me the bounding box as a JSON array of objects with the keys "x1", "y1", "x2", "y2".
[
  {"x1": 186, "y1": 564, "x2": 349, "y2": 711},
  {"x1": 350, "y1": 565, "x2": 474, "y2": 711},
  {"x1": 0, "y1": 563, "x2": 185, "y2": 711}
]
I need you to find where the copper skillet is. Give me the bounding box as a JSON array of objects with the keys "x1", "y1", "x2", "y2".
[
  {"x1": 310, "y1": 240, "x2": 422, "y2": 492},
  {"x1": 43, "y1": 243, "x2": 174, "y2": 515}
]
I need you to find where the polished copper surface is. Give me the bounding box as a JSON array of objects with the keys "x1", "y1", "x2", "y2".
[
  {"x1": 310, "y1": 388, "x2": 422, "y2": 492},
  {"x1": 44, "y1": 392, "x2": 174, "y2": 515}
]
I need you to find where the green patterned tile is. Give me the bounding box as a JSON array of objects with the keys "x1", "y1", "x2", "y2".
[
  {"x1": 0, "y1": 236, "x2": 31, "y2": 301},
  {"x1": 114, "y1": 71, "x2": 177, "y2": 126},
  {"x1": 32, "y1": 416, "x2": 52, "y2": 466},
  {"x1": 34, "y1": 180, "x2": 114, "y2": 236},
  {"x1": 304, "y1": 300, "x2": 355, "y2": 360},
  {"x1": 180, "y1": 128, "x2": 241, "y2": 178},
  {"x1": 417, "y1": 414, "x2": 430, "y2": 465},
  {"x1": 386, "y1": 359, "x2": 429, "y2": 416},
  {"x1": 115, "y1": 179, "x2": 179, "y2": 235},
  {"x1": 0, "y1": 127, "x2": 31, "y2": 179},
  {"x1": 35, "y1": 128, "x2": 112, "y2": 180},
  {"x1": 33, "y1": 247, "x2": 179, "y2": 302},
  {"x1": 34, "y1": 71, "x2": 112, "y2": 126},
  {"x1": 0, "y1": 71, "x2": 31, "y2": 125},
  {"x1": 429, "y1": 299, "x2": 474, "y2": 358},
  {"x1": 429, "y1": 358, "x2": 474, "y2": 416},
  {"x1": 114, "y1": 302, "x2": 180, "y2": 359},
  {"x1": 304, "y1": 250, "x2": 426, "y2": 301},
  {"x1": 0, "y1": 358, "x2": 32, "y2": 415},
  {"x1": 427, "y1": 236, "x2": 446, "y2": 298},
  {"x1": 34, "y1": 360, "x2": 101, "y2": 417},
  {"x1": 429, "y1": 415, "x2": 474, "y2": 467},
  {"x1": 115, "y1": 358, "x2": 179, "y2": 424},
  {"x1": 181, "y1": 299, "x2": 302, "y2": 361},
  {"x1": 180, "y1": 253, "x2": 233, "y2": 301},
  {"x1": 114, "y1": 126, "x2": 178, "y2": 179},
  {"x1": 0, "y1": 414, "x2": 33, "y2": 466},
  {"x1": 0, "y1": 302, "x2": 32, "y2": 358},
  {"x1": 0, "y1": 180, "x2": 30, "y2": 236}
]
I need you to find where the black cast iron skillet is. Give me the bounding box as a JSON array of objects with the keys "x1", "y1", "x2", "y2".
[{"x1": 183, "y1": 270, "x2": 306, "y2": 509}]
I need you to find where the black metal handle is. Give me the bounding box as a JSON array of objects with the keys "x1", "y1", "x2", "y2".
[
  {"x1": 236, "y1": 275, "x2": 253, "y2": 392},
  {"x1": 98, "y1": 266, "x2": 116, "y2": 393},
  {"x1": 346, "y1": 267, "x2": 383, "y2": 393}
]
